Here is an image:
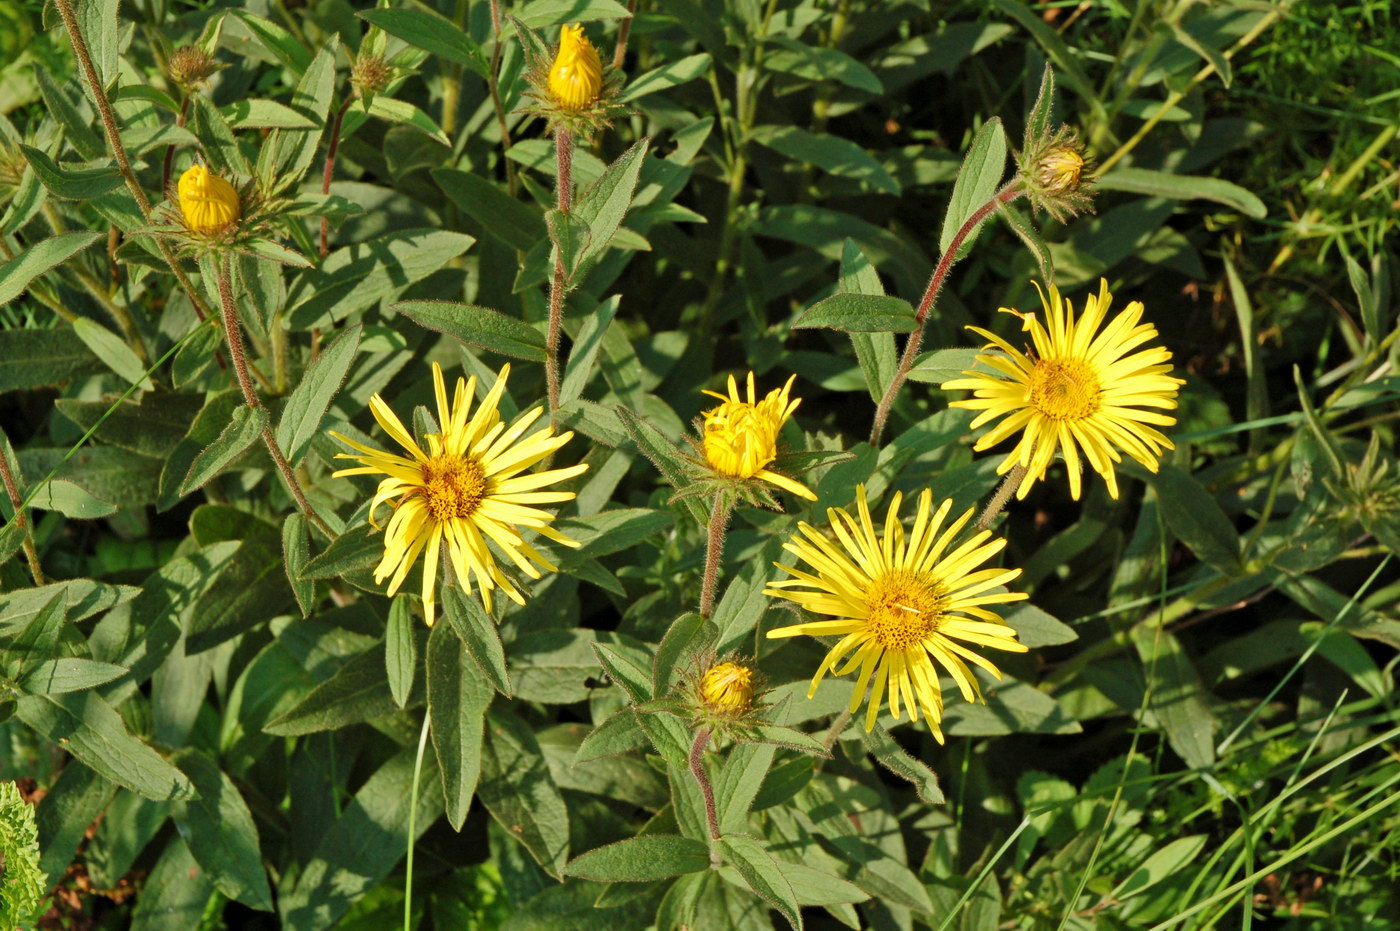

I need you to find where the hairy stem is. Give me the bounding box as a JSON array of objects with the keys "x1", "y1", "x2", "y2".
[
  {"x1": 545, "y1": 129, "x2": 574, "y2": 412},
  {"x1": 487, "y1": 0, "x2": 518, "y2": 195},
  {"x1": 161, "y1": 94, "x2": 190, "y2": 193},
  {"x1": 698, "y1": 491, "x2": 733, "y2": 620},
  {"x1": 216, "y1": 258, "x2": 333, "y2": 537},
  {"x1": 320, "y1": 96, "x2": 355, "y2": 260},
  {"x1": 0, "y1": 436, "x2": 44, "y2": 585},
  {"x1": 403, "y1": 712, "x2": 431, "y2": 931},
  {"x1": 869, "y1": 182, "x2": 1023, "y2": 446},
  {"x1": 689, "y1": 727, "x2": 722, "y2": 847},
  {"x1": 612, "y1": 0, "x2": 639, "y2": 70},
  {"x1": 976, "y1": 464, "x2": 1027, "y2": 531}
]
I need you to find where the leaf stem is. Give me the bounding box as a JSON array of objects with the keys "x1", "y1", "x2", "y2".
[
  {"x1": 689, "y1": 727, "x2": 722, "y2": 849},
  {"x1": 612, "y1": 0, "x2": 639, "y2": 70},
  {"x1": 0, "y1": 432, "x2": 45, "y2": 585},
  {"x1": 976, "y1": 464, "x2": 1027, "y2": 531},
  {"x1": 698, "y1": 491, "x2": 732, "y2": 619},
  {"x1": 487, "y1": 0, "x2": 517, "y2": 195},
  {"x1": 320, "y1": 96, "x2": 355, "y2": 260},
  {"x1": 403, "y1": 712, "x2": 432, "y2": 931},
  {"x1": 545, "y1": 128, "x2": 574, "y2": 413},
  {"x1": 869, "y1": 182, "x2": 1023, "y2": 446}
]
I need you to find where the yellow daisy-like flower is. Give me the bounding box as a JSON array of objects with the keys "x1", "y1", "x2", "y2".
[
  {"x1": 699, "y1": 661, "x2": 756, "y2": 716},
  {"x1": 701, "y1": 372, "x2": 816, "y2": 500},
  {"x1": 330, "y1": 362, "x2": 587, "y2": 625},
  {"x1": 177, "y1": 163, "x2": 240, "y2": 234},
  {"x1": 547, "y1": 23, "x2": 603, "y2": 111},
  {"x1": 941, "y1": 279, "x2": 1185, "y2": 501},
  {"x1": 765, "y1": 486, "x2": 1028, "y2": 738},
  {"x1": 1035, "y1": 145, "x2": 1085, "y2": 196}
]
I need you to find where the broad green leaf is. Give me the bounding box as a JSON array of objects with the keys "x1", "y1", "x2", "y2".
[
  {"x1": 1023, "y1": 63, "x2": 1056, "y2": 152},
  {"x1": 652, "y1": 613, "x2": 717, "y2": 693},
  {"x1": 564, "y1": 835, "x2": 711, "y2": 882},
  {"x1": 478, "y1": 708, "x2": 570, "y2": 878},
  {"x1": 186, "y1": 536, "x2": 294, "y2": 655},
  {"x1": 1095, "y1": 167, "x2": 1265, "y2": 219},
  {"x1": 777, "y1": 860, "x2": 870, "y2": 908},
  {"x1": 357, "y1": 95, "x2": 450, "y2": 146},
  {"x1": 765, "y1": 36, "x2": 881, "y2": 95},
  {"x1": 573, "y1": 139, "x2": 650, "y2": 277},
  {"x1": 358, "y1": 8, "x2": 488, "y2": 76},
  {"x1": 1137, "y1": 464, "x2": 1242, "y2": 573},
  {"x1": 263, "y1": 40, "x2": 337, "y2": 187},
  {"x1": 904, "y1": 348, "x2": 982, "y2": 384},
  {"x1": 1002, "y1": 603, "x2": 1078, "y2": 648},
  {"x1": 172, "y1": 749, "x2": 274, "y2": 911},
  {"x1": 281, "y1": 514, "x2": 315, "y2": 617},
  {"x1": 621, "y1": 53, "x2": 713, "y2": 101},
  {"x1": 0, "y1": 232, "x2": 103, "y2": 306},
  {"x1": 276, "y1": 324, "x2": 360, "y2": 465},
  {"x1": 939, "y1": 117, "x2": 1007, "y2": 256},
  {"x1": 997, "y1": 201, "x2": 1054, "y2": 282},
  {"x1": 440, "y1": 585, "x2": 512, "y2": 697},
  {"x1": 35, "y1": 70, "x2": 104, "y2": 159},
  {"x1": 752, "y1": 126, "x2": 900, "y2": 195},
  {"x1": 72, "y1": 318, "x2": 153, "y2": 390},
  {"x1": 942, "y1": 675, "x2": 1081, "y2": 736},
  {"x1": 560, "y1": 295, "x2": 619, "y2": 405},
  {"x1": 614, "y1": 407, "x2": 705, "y2": 525},
  {"x1": 716, "y1": 741, "x2": 775, "y2": 833},
  {"x1": 746, "y1": 725, "x2": 827, "y2": 755},
  {"x1": 516, "y1": 0, "x2": 631, "y2": 28},
  {"x1": 6, "y1": 589, "x2": 70, "y2": 666},
  {"x1": 130, "y1": 839, "x2": 214, "y2": 930},
  {"x1": 16, "y1": 692, "x2": 195, "y2": 801},
  {"x1": 838, "y1": 239, "x2": 898, "y2": 402},
  {"x1": 794, "y1": 293, "x2": 917, "y2": 333},
  {"x1": 427, "y1": 620, "x2": 493, "y2": 830},
  {"x1": 55, "y1": 393, "x2": 205, "y2": 459},
  {"x1": 178, "y1": 405, "x2": 269, "y2": 496},
  {"x1": 0, "y1": 329, "x2": 96, "y2": 392},
  {"x1": 385, "y1": 595, "x2": 416, "y2": 709},
  {"x1": 859, "y1": 723, "x2": 945, "y2": 804},
  {"x1": 433, "y1": 167, "x2": 546, "y2": 252},
  {"x1": 35, "y1": 763, "x2": 117, "y2": 894},
  {"x1": 17, "y1": 658, "x2": 126, "y2": 695},
  {"x1": 575, "y1": 708, "x2": 647, "y2": 763},
  {"x1": 395, "y1": 299, "x2": 545, "y2": 362},
  {"x1": 77, "y1": 0, "x2": 120, "y2": 93},
  {"x1": 1167, "y1": 22, "x2": 1231, "y2": 87},
  {"x1": 262, "y1": 644, "x2": 398, "y2": 736},
  {"x1": 1133, "y1": 625, "x2": 1218, "y2": 769},
  {"x1": 548, "y1": 207, "x2": 591, "y2": 283},
  {"x1": 20, "y1": 146, "x2": 122, "y2": 199},
  {"x1": 233, "y1": 11, "x2": 313, "y2": 74},
  {"x1": 593, "y1": 641, "x2": 653, "y2": 705},
  {"x1": 158, "y1": 391, "x2": 243, "y2": 510},
  {"x1": 299, "y1": 522, "x2": 382, "y2": 579},
  {"x1": 223, "y1": 98, "x2": 317, "y2": 129},
  {"x1": 717, "y1": 834, "x2": 804, "y2": 930}
]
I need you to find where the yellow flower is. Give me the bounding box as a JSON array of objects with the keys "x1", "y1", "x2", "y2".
[
  {"x1": 942, "y1": 279, "x2": 1184, "y2": 501},
  {"x1": 177, "y1": 163, "x2": 240, "y2": 234},
  {"x1": 1035, "y1": 145, "x2": 1085, "y2": 195},
  {"x1": 547, "y1": 23, "x2": 603, "y2": 110},
  {"x1": 699, "y1": 661, "x2": 755, "y2": 715},
  {"x1": 765, "y1": 486, "x2": 1027, "y2": 738},
  {"x1": 701, "y1": 372, "x2": 815, "y2": 500},
  {"x1": 331, "y1": 362, "x2": 587, "y2": 624}
]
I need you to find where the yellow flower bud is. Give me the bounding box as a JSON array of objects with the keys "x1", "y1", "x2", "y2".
[
  {"x1": 1035, "y1": 145, "x2": 1085, "y2": 196},
  {"x1": 699, "y1": 661, "x2": 755, "y2": 716},
  {"x1": 177, "y1": 163, "x2": 240, "y2": 234},
  {"x1": 547, "y1": 24, "x2": 603, "y2": 111}
]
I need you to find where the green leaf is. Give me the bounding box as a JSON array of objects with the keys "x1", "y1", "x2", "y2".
[
  {"x1": 20, "y1": 146, "x2": 122, "y2": 199},
  {"x1": 548, "y1": 207, "x2": 591, "y2": 283},
  {"x1": 575, "y1": 708, "x2": 647, "y2": 764},
  {"x1": 478, "y1": 708, "x2": 571, "y2": 878},
  {"x1": 745, "y1": 725, "x2": 828, "y2": 755},
  {"x1": 222, "y1": 98, "x2": 317, "y2": 129},
  {"x1": 939, "y1": 117, "x2": 1007, "y2": 256},
  {"x1": 942, "y1": 676, "x2": 1081, "y2": 736},
  {"x1": 992, "y1": 0, "x2": 1103, "y2": 119},
  {"x1": 77, "y1": 0, "x2": 120, "y2": 94},
  {"x1": 1002, "y1": 603, "x2": 1078, "y2": 648},
  {"x1": 1137, "y1": 464, "x2": 1242, "y2": 573},
  {"x1": 573, "y1": 139, "x2": 650, "y2": 277},
  {"x1": 395, "y1": 299, "x2": 546, "y2": 362},
  {"x1": 1095, "y1": 167, "x2": 1265, "y2": 219},
  {"x1": 171, "y1": 749, "x2": 274, "y2": 911},
  {"x1": 1113, "y1": 834, "x2": 1210, "y2": 900},
  {"x1": 358, "y1": 96, "x2": 450, "y2": 146},
  {"x1": 233, "y1": 11, "x2": 313, "y2": 74},
  {"x1": 765, "y1": 36, "x2": 881, "y2": 94},
  {"x1": 560, "y1": 294, "x2": 619, "y2": 405},
  {"x1": 652, "y1": 613, "x2": 717, "y2": 693},
  {"x1": 716, "y1": 741, "x2": 775, "y2": 834},
  {"x1": 130, "y1": 839, "x2": 213, "y2": 930},
  {"x1": 621, "y1": 53, "x2": 713, "y2": 101},
  {"x1": 15, "y1": 692, "x2": 195, "y2": 801},
  {"x1": 0, "y1": 232, "x2": 103, "y2": 306},
  {"x1": 433, "y1": 168, "x2": 545, "y2": 252},
  {"x1": 72, "y1": 318, "x2": 153, "y2": 390},
  {"x1": 427, "y1": 620, "x2": 494, "y2": 830},
  {"x1": 778, "y1": 861, "x2": 870, "y2": 908},
  {"x1": 55, "y1": 393, "x2": 205, "y2": 459},
  {"x1": 276, "y1": 323, "x2": 360, "y2": 465},
  {"x1": 0, "y1": 329, "x2": 100, "y2": 393},
  {"x1": 859, "y1": 723, "x2": 945, "y2": 804},
  {"x1": 794, "y1": 293, "x2": 917, "y2": 333},
  {"x1": 1023, "y1": 63, "x2": 1056, "y2": 152},
  {"x1": 565, "y1": 835, "x2": 711, "y2": 882},
  {"x1": 515, "y1": 0, "x2": 631, "y2": 28},
  {"x1": 385, "y1": 595, "x2": 416, "y2": 709},
  {"x1": 440, "y1": 585, "x2": 512, "y2": 697},
  {"x1": 263, "y1": 40, "x2": 337, "y2": 187},
  {"x1": 281, "y1": 514, "x2": 316, "y2": 617},
  {"x1": 717, "y1": 834, "x2": 804, "y2": 930},
  {"x1": 299, "y1": 522, "x2": 382, "y2": 579},
  {"x1": 614, "y1": 407, "x2": 704, "y2": 526},
  {"x1": 1166, "y1": 22, "x2": 1231, "y2": 87},
  {"x1": 837, "y1": 239, "x2": 898, "y2": 403},
  {"x1": 904, "y1": 348, "x2": 982, "y2": 384},
  {"x1": 289, "y1": 230, "x2": 475, "y2": 329},
  {"x1": 17, "y1": 658, "x2": 126, "y2": 695},
  {"x1": 997, "y1": 201, "x2": 1054, "y2": 282},
  {"x1": 178, "y1": 406, "x2": 269, "y2": 496},
  {"x1": 262, "y1": 645, "x2": 398, "y2": 736},
  {"x1": 752, "y1": 126, "x2": 900, "y2": 195},
  {"x1": 1132, "y1": 626, "x2": 1217, "y2": 769},
  {"x1": 360, "y1": 8, "x2": 487, "y2": 75},
  {"x1": 593, "y1": 641, "x2": 654, "y2": 705},
  {"x1": 238, "y1": 238, "x2": 312, "y2": 268}
]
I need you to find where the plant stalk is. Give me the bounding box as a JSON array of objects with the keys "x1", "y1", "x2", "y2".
[
  {"x1": 545, "y1": 128, "x2": 574, "y2": 412},
  {"x1": 698, "y1": 491, "x2": 733, "y2": 619},
  {"x1": 612, "y1": 0, "x2": 639, "y2": 70},
  {"x1": 215, "y1": 257, "x2": 333, "y2": 537},
  {"x1": 486, "y1": 0, "x2": 518, "y2": 195},
  {"x1": 403, "y1": 712, "x2": 431, "y2": 931},
  {"x1": 320, "y1": 96, "x2": 355, "y2": 260},
  {"x1": 869, "y1": 182, "x2": 1024, "y2": 446},
  {"x1": 0, "y1": 439, "x2": 44, "y2": 585},
  {"x1": 976, "y1": 464, "x2": 1027, "y2": 530},
  {"x1": 689, "y1": 727, "x2": 722, "y2": 848}
]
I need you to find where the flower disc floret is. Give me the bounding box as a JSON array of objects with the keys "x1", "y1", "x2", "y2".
[
  {"x1": 700, "y1": 372, "x2": 815, "y2": 500},
  {"x1": 766, "y1": 485, "x2": 1028, "y2": 738},
  {"x1": 330, "y1": 362, "x2": 588, "y2": 624},
  {"x1": 548, "y1": 23, "x2": 603, "y2": 110},
  {"x1": 942, "y1": 279, "x2": 1184, "y2": 501},
  {"x1": 177, "y1": 163, "x2": 240, "y2": 234}
]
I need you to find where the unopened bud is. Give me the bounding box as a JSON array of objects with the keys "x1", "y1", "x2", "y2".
[
  {"x1": 178, "y1": 163, "x2": 240, "y2": 234},
  {"x1": 548, "y1": 24, "x2": 603, "y2": 111},
  {"x1": 352, "y1": 54, "x2": 392, "y2": 98},
  {"x1": 699, "y1": 661, "x2": 755, "y2": 716},
  {"x1": 1036, "y1": 145, "x2": 1085, "y2": 196},
  {"x1": 168, "y1": 45, "x2": 217, "y2": 89}
]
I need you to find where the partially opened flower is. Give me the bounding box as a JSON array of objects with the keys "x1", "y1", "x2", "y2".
[
  {"x1": 699, "y1": 661, "x2": 756, "y2": 717},
  {"x1": 331, "y1": 363, "x2": 587, "y2": 624},
  {"x1": 766, "y1": 486, "x2": 1027, "y2": 738},
  {"x1": 942, "y1": 279, "x2": 1184, "y2": 501},
  {"x1": 548, "y1": 23, "x2": 603, "y2": 110},
  {"x1": 700, "y1": 372, "x2": 815, "y2": 501},
  {"x1": 177, "y1": 163, "x2": 240, "y2": 234}
]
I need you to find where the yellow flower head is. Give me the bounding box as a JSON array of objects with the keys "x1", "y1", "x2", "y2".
[
  {"x1": 1035, "y1": 145, "x2": 1085, "y2": 196},
  {"x1": 701, "y1": 372, "x2": 815, "y2": 500},
  {"x1": 177, "y1": 163, "x2": 240, "y2": 234},
  {"x1": 330, "y1": 362, "x2": 588, "y2": 625},
  {"x1": 547, "y1": 23, "x2": 603, "y2": 111},
  {"x1": 699, "y1": 661, "x2": 756, "y2": 716},
  {"x1": 942, "y1": 279, "x2": 1184, "y2": 501},
  {"x1": 766, "y1": 486, "x2": 1028, "y2": 739}
]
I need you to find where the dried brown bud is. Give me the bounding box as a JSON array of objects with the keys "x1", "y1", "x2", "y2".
[
  {"x1": 167, "y1": 45, "x2": 217, "y2": 89},
  {"x1": 351, "y1": 55, "x2": 393, "y2": 98}
]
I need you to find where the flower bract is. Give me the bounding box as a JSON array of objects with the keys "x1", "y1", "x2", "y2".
[
  {"x1": 177, "y1": 163, "x2": 240, "y2": 234},
  {"x1": 942, "y1": 279, "x2": 1184, "y2": 500},
  {"x1": 331, "y1": 362, "x2": 587, "y2": 624},
  {"x1": 765, "y1": 486, "x2": 1028, "y2": 738},
  {"x1": 548, "y1": 23, "x2": 603, "y2": 111},
  {"x1": 701, "y1": 372, "x2": 815, "y2": 500}
]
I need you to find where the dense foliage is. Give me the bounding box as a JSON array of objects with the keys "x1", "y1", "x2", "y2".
[{"x1": 1, "y1": 1, "x2": 1397, "y2": 929}]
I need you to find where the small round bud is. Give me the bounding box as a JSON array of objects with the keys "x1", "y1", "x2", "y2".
[
  {"x1": 167, "y1": 45, "x2": 217, "y2": 89},
  {"x1": 178, "y1": 163, "x2": 240, "y2": 235},
  {"x1": 352, "y1": 54, "x2": 393, "y2": 98},
  {"x1": 1035, "y1": 145, "x2": 1085, "y2": 196},
  {"x1": 547, "y1": 24, "x2": 603, "y2": 111},
  {"x1": 699, "y1": 662, "x2": 755, "y2": 716}
]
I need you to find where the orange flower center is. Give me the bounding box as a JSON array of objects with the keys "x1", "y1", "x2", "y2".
[
  {"x1": 864, "y1": 570, "x2": 947, "y2": 650},
  {"x1": 421, "y1": 453, "x2": 487, "y2": 521},
  {"x1": 1028, "y1": 358, "x2": 1101, "y2": 421}
]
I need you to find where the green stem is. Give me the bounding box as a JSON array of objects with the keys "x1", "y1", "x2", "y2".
[
  {"x1": 975, "y1": 464, "x2": 1027, "y2": 530},
  {"x1": 320, "y1": 96, "x2": 355, "y2": 260},
  {"x1": 612, "y1": 0, "x2": 639, "y2": 70},
  {"x1": 403, "y1": 712, "x2": 432, "y2": 931},
  {"x1": 0, "y1": 432, "x2": 45, "y2": 584},
  {"x1": 698, "y1": 491, "x2": 733, "y2": 619},
  {"x1": 545, "y1": 129, "x2": 574, "y2": 413}
]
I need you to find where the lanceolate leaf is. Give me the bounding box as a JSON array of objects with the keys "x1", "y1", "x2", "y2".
[
  {"x1": 0, "y1": 232, "x2": 103, "y2": 306},
  {"x1": 939, "y1": 117, "x2": 1007, "y2": 257},
  {"x1": 564, "y1": 835, "x2": 710, "y2": 882},
  {"x1": 478, "y1": 708, "x2": 570, "y2": 879},
  {"x1": 395, "y1": 300, "x2": 546, "y2": 362},
  {"x1": 178, "y1": 406, "x2": 269, "y2": 496},
  {"x1": 427, "y1": 620, "x2": 493, "y2": 830},
  {"x1": 441, "y1": 586, "x2": 512, "y2": 697},
  {"x1": 717, "y1": 834, "x2": 804, "y2": 930},
  {"x1": 172, "y1": 749, "x2": 274, "y2": 911},
  {"x1": 276, "y1": 324, "x2": 361, "y2": 465}
]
